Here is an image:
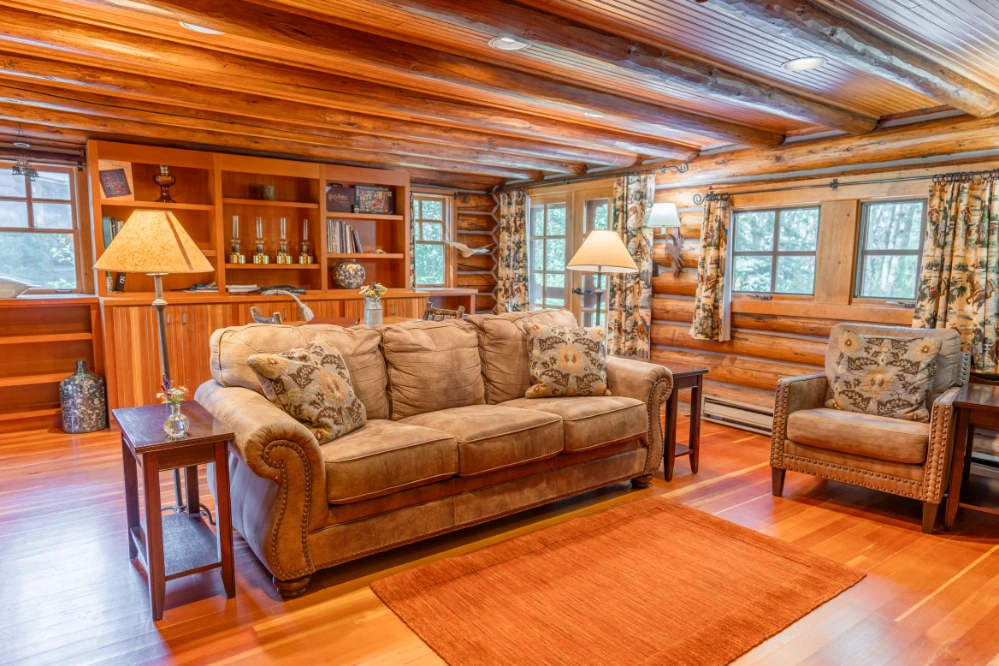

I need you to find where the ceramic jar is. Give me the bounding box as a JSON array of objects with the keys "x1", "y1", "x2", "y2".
[
  {"x1": 59, "y1": 360, "x2": 108, "y2": 433},
  {"x1": 334, "y1": 259, "x2": 366, "y2": 289}
]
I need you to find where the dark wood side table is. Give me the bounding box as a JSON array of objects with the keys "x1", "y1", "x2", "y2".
[
  {"x1": 663, "y1": 368, "x2": 709, "y2": 482},
  {"x1": 114, "y1": 401, "x2": 236, "y2": 620},
  {"x1": 945, "y1": 384, "x2": 999, "y2": 530}
]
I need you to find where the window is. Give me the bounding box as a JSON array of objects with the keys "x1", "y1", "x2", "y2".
[
  {"x1": 578, "y1": 197, "x2": 610, "y2": 326},
  {"x1": 0, "y1": 166, "x2": 79, "y2": 290},
  {"x1": 412, "y1": 194, "x2": 450, "y2": 287},
  {"x1": 855, "y1": 199, "x2": 927, "y2": 300},
  {"x1": 528, "y1": 202, "x2": 567, "y2": 309},
  {"x1": 731, "y1": 207, "x2": 820, "y2": 295}
]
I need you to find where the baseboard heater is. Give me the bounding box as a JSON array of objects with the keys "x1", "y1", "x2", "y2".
[{"x1": 701, "y1": 396, "x2": 774, "y2": 436}]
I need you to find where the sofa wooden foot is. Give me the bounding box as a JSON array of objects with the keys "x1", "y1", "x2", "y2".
[
  {"x1": 274, "y1": 574, "x2": 312, "y2": 600},
  {"x1": 631, "y1": 474, "x2": 653, "y2": 489},
  {"x1": 922, "y1": 502, "x2": 940, "y2": 534},
  {"x1": 772, "y1": 468, "x2": 786, "y2": 497}
]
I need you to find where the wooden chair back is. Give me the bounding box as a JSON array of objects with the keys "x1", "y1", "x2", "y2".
[
  {"x1": 423, "y1": 304, "x2": 466, "y2": 321},
  {"x1": 250, "y1": 307, "x2": 283, "y2": 324}
]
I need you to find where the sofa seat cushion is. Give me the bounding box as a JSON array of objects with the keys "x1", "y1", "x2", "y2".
[
  {"x1": 322, "y1": 419, "x2": 459, "y2": 504},
  {"x1": 400, "y1": 405, "x2": 563, "y2": 476},
  {"x1": 786, "y1": 408, "x2": 930, "y2": 464},
  {"x1": 501, "y1": 396, "x2": 647, "y2": 452}
]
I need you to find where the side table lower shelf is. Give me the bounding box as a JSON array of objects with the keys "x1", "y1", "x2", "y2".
[{"x1": 130, "y1": 513, "x2": 225, "y2": 581}]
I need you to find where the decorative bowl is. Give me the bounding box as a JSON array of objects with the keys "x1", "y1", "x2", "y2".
[{"x1": 333, "y1": 259, "x2": 366, "y2": 289}]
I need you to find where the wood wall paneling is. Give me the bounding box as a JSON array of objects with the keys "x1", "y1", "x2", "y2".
[{"x1": 452, "y1": 192, "x2": 498, "y2": 313}]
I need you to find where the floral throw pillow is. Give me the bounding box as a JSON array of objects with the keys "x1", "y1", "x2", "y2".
[
  {"x1": 825, "y1": 329, "x2": 942, "y2": 423},
  {"x1": 247, "y1": 340, "x2": 366, "y2": 443},
  {"x1": 524, "y1": 323, "x2": 610, "y2": 398}
]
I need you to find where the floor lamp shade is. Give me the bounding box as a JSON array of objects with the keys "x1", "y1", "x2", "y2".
[
  {"x1": 94, "y1": 209, "x2": 213, "y2": 274},
  {"x1": 567, "y1": 230, "x2": 638, "y2": 273}
]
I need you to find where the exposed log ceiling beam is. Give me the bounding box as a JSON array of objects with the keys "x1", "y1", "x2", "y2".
[
  {"x1": 0, "y1": 53, "x2": 637, "y2": 168},
  {"x1": 701, "y1": 0, "x2": 999, "y2": 117},
  {"x1": 0, "y1": 11, "x2": 698, "y2": 161},
  {"x1": 4, "y1": 0, "x2": 783, "y2": 147},
  {"x1": 374, "y1": 0, "x2": 877, "y2": 134}
]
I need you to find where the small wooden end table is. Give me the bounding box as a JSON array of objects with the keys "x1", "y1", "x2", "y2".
[
  {"x1": 663, "y1": 368, "x2": 708, "y2": 482},
  {"x1": 945, "y1": 384, "x2": 999, "y2": 530},
  {"x1": 114, "y1": 401, "x2": 236, "y2": 620}
]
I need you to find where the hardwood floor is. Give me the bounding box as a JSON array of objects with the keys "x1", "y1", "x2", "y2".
[{"x1": 2, "y1": 414, "x2": 999, "y2": 665}]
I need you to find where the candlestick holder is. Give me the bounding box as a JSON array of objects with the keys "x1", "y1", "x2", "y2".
[
  {"x1": 229, "y1": 215, "x2": 246, "y2": 264},
  {"x1": 276, "y1": 217, "x2": 292, "y2": 264},
  {"x1": 153, "y1": 165, "x2": 176, "y2": 203},
  {"x1": 253, "y1": 216, "x2": 270, "y2": 264},
  {"x1": 299, "y1": 218, "x2": 313, "y2": 264}
]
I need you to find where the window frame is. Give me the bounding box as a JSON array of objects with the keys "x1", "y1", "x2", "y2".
[
  {"x1": 528, "y1": 199, "x2": 569, "y2": 311},
  {"x1": 0, "y1": 162, "x2": 83, "y2": 293},
  {"x1": 411, "y1": 193, "x2": 453, "y2": 289},
  {"x1": 853, "y1": 198, "x2": 928, "y2": 302},
  {"x1": 730, "y1": 205, "x2": 821, "y2": 296}
]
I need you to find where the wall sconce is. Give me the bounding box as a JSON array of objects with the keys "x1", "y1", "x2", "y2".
[{"x1": 648, "y1": 202, "x2": 684, "y2": 278}]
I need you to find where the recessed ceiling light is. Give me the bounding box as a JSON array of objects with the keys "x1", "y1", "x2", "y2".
[
  {"x1": 179, "y1": 21, "x2": 224, "y2": 35},
  {"x1": 782, "y1": 56, "x2": 826, "y2": 71},
  {"x1": 488, "y1": 36, "x2": 529, "y2": 51},
  {"x1": 584, "y1": 111, "x2": 605, "y2": 118}
]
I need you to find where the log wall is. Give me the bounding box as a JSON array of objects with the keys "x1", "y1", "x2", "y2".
[{"x1": 454, "y1": 192, "x2": 498, "y2": 313}]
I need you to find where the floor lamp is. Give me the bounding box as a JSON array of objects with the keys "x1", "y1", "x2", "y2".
[
  {"x1": 567, "y1": 229, "x2": 638, "y2": 326},
  {"x1": 94, "y1": 209, "x2": 215, "y2": 515}
]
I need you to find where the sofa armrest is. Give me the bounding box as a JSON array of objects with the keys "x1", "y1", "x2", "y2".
[
  {"x1": 771, "y1": 372, "x2": 828, "y2": 467},
  {"x1": 606, "y1": 356, "x2": 673, "y2": 477},
  {"x1": 195, "y1": 380, "x2": 325, "y2": 580},
  {"x1": 924, "y1": 385, "x2": 961, "y2": 505}
]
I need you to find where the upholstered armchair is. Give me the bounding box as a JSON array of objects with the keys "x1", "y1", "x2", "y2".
[{"x1": 770, "y1": 323, "x2": 970, "y2": 533}]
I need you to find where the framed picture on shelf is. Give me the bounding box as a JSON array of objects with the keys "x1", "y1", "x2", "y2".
[
  {"x1": 98, "y1": 160, "x2": 134, "y2": 200},
  {"x1": 355, "y1": 185, "x2": 393, "y2": 214},
  {"x1": 326, "y1": 184, "x2": 354, "y2": 212}
]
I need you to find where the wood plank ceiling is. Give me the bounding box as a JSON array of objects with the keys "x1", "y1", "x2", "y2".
[{"x1": 0, "y1": 0, "x2": 996, "y2": 190}]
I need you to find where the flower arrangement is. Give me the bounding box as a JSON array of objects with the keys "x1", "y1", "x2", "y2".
[
  {"x1": 359, "y1": 282, "x2": 388, "y2": 301},
  {"x1": 157, "y1": 376, "x2": 188, "y2": 405}
]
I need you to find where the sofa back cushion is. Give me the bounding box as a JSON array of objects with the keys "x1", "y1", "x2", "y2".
[
  {"x1": 210, "y1": 323, "x2": 390, "y2": 419},
  {"x1": 466, "y1": 309, "x2": 578, "y2": 404},
  {"x1": 380, "y1": 319, "x2": 484, "y2": 419},
  {"x1": 825, "y1": 323, "x2": 962, "y2": 404}
]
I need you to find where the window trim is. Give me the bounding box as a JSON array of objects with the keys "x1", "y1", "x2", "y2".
[
  {"x1": 412, "y1": 193, "x2": 453, "y2": 289},
  {"x1": 853, "y1": 198, "x2": 928, "y2": 302},
  {"x1": 528, "y1": 199, "x2": 569, "y2": 311},
  {"x1": 731, "y1": 205, "x2": 821, "y2": 296},
  {"x1": 0, "y1": 162, "x2": 83, "y2": 293}
]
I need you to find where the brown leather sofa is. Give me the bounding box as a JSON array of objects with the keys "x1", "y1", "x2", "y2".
[
  {"x1": 770, "y1": 323, "x2": 970, "y2": 533},
  {"x1": 196, "y1": 309, "x2": 673, "y2": 598}
]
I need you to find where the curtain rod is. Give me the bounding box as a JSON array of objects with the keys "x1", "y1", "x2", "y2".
[
  {"x1": 499, "y1": 162, "x2": 689, "y2": 192},
  {"x1": 691, "y1": 169, "x2": 980, "y2": 204}
]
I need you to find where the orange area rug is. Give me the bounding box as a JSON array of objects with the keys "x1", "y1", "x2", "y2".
[{"x1": 371, "y1": 495, "x2": 864, "y2": 666}]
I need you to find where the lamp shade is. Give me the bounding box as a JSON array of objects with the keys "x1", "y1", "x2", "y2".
[
  {"x1": 648, "y1": 202, "x2": 681, "y2": 228},
  {"x1": 94, "y1": 209, "x2": 213, "y2": 274},
  {"x1": 567, "y1": 230, "x2": 638, "y2": 273}
]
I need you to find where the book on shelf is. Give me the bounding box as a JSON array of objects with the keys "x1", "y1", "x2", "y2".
[
  {"x1": 184, "y1": 282, "x2": 219, "y2": 293},
  {"x1": 226, "y1": 284, "x2": 259, "y2": 294},
  {"x1": 327, "y1": 218, "x2": 364, "y2": 254}
]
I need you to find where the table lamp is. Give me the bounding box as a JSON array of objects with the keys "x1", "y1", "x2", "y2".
[
  {"x1": 567, "y1": 229, "x2": 638, "y2": 325},
  {"x1": 94, "y1": 209, "x2": 214, "y2": 512}
]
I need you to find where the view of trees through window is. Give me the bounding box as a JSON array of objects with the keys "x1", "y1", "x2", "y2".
[
  {"x1": 856, "y1": 200, "x2": 926, "y2": 300},
  {"x1": 412, "y1": 195, "x2": 447, "y2": 286},
  {"x1": 529, "y1": 203, "x2": 567, "y2": 309},
  {"x1": 580, "y1": 197, "x2": 610, "y2": 326},
  {"x1": 0, "y1": 167, "x2": 77, "y2": 290},
  {"x1": 731, "y1": 207, "x2": 819, "y2": 295}
]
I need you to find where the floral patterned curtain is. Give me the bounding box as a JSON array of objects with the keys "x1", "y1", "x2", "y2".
[
  {"x1": 495, "y1": 190, "x2": 530, "y2": 312},
  {"x1": 607, "y1": 174, "x2": 655, "y2": 359},
  {"x1": 689, "y1": 194, "x2": 732, "y2": 342},
  {"x1": 913, "y1": 177, "x2": 999, "y2": 372},
  {"x1": 409, "y1": 193, "x2": 417, "y2": 289}
]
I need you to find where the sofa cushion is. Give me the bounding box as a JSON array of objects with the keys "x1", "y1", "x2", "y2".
[
  {"x1": 525, "y1": 324, "x2": 610, "y2": 398},
  {"x1": 502, "y1": 396, "x2": 647, "y2": 452},
  {"x1": 381, "y1": 319, "x2": 484, "y2": 419},
  {"x1": 786, "y1": 408, "x2": 930, "y2": 464},
  {"x1": 466, "y1": 309, "x2": 578, "y2": 404},
  {"x1": 322, "y1": 419, "x2": 459, "y2": 503},
  {"x1": 247, "y1": 341, "x2": 366, "y2": 444},
  {"x1": 400, "y1": 405, "x2": 563, "y2": 476},
  {"x1": 210, "y1": 323, "x2": 390, "y2": 418}
]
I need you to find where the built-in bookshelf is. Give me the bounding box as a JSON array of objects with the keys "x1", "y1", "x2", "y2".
[{"x1": 87, "y1": 141, "x2": 413, "y2": 297}]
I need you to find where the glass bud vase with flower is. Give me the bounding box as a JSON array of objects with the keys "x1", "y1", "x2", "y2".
[
  {"x1": 359, "y1": 282, "x2": 388, "y2": 326},
  {"x1": 157, "y1": 376, "x2": 190, "y2": 439}
]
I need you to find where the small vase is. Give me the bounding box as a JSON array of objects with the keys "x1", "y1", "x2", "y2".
[
  {"x1": 364, "y1": 297, "x2": 383, "y2": 326},
  {"x1": 60, "y1": 360, "x2": 108, "y2": 434},
  {"x1": 163, "y1": 402, "x2": 190, "y2": 439}
]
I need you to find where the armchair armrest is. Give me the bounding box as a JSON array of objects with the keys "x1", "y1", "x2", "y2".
[
  {"x1": 924, "y1": 385, "x2": 961, "y2": 505},
  {"x1": 771, "y1": 372, "x2": 828, "y2": 467},
  {"x1": 195, "y1": 380, "x2": 325, "y2": 581},
  {"x1": 606, "y1": 356, "x2": 673, "y2": 476}
]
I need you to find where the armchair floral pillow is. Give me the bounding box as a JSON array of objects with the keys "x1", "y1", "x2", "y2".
[
  {"x1": 524, "y1": 323, "x2": 610, "y2": 398},
  {"x1": 826, "y1": 329, "x2": 941, "y2": 423}
]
